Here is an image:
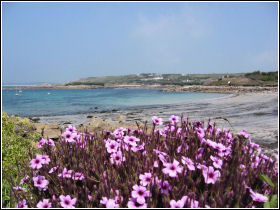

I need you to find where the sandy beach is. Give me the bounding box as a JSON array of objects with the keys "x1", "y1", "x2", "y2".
[{"x1": 37, "y1": 90, "x2": 278, "y2": 154}]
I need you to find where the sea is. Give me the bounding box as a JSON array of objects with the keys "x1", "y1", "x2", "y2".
[{"x1": 2, "y1": 88, "x2": 229, "y2": 117}]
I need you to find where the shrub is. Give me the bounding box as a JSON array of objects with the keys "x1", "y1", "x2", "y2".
[
  {"x1": 10, "y1": 116, "x2": 278, "y2": 208},
  {"x1": 2, "y1": 113, "x2": 41, "y2": 207}
]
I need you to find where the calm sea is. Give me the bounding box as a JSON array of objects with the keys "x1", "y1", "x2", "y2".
[{"x1": 2, "y1": 88, "x2": 229, "y2": 117}]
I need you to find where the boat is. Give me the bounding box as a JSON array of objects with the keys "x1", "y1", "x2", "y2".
[{"x1": 15, "y1": 87, "x2": 19, "y2": 96}]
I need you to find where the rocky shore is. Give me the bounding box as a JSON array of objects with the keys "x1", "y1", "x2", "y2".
[
  {"x1": 3, "y1": 84, "x2": 278, "y2": 94},
  {"x1": 28, "y1": 90, "x2": 278, "y2": 156}
]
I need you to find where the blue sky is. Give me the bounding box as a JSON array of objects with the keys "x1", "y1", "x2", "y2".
[{"x1": 2, "y1": 2, "x2": 278, "y2": 84}]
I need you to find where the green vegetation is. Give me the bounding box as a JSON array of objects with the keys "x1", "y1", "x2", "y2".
[
  {"x1": 65, "y1": 81, "x2": 105, "y2": 86},
  {"x1": 2, "y1": 113, "x2": 41, "y2": 208},
  {"x1": 64, "y1": 71, "x2": 278, "y2": 87},
  {"x1": 245, "y1": 71, "x2": 278, "y2": 82}
]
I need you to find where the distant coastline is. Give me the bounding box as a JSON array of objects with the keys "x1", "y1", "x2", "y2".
[{"x1": 2, "y1": 84, "x2": 278, "y2": 94}]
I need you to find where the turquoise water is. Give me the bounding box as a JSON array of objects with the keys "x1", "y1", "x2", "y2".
[{"x1": 2, "y1": 88, "x2": 229, "y2": 117}]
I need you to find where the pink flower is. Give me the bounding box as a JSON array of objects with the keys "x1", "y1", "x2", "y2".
[
  {"x1": 214, "y1": 143, "x2": 226, "y2": 152},
  {"x1": 30, "y1": 155, "x2": 43, "y2": 169},
  {"x1": 61, "y1": 131, "x2": 75, "y2": 143},
  {"x1": 152, "y1": 116, "x2": 163, "y2": 125},
  {"x1": 72, "y1": 172, "x2": 85, "y2": 180},
  {"x1": 106, "y1": 199, "x2": 119, "y2": 208},
  {"x1": 19, "y1": 175, "x2": 29, "y2": 185},
  {"x1": 17, "y1": 200, "x2": 28, "y2": 208},
  {"x1": 131, "y1": 185, "x2": 150, "y2": 204},
  {"x1": 110, "y1": 150, "x2": 126, "y2": 165},
  {"x1": 170, "y1": 199, "x2": 185, "y2": 208},
  {"x1": 38, "y1": 154, "x2": 51, "y2": 165},
  {"x1": 100, "y1": 197, "x2": 109, "y2": 205},
  {"x1": 238, "y1": 130, "x2": 250, "y2": 139},
  {"x1": 33, "y1": 175, "x2": 49, "y2": 191},
  {"x1": 181, "y1": 156, "x2": 195, "y2": 171},
  {"x1": 113, "y1": 127, "x2": 125, "y2": 138},
  {"x1": 156, "y1": 128, "x2": 166, "y2": 137},
  {"x1": 123, "y1": 143, "x2": 138, "y2": 152},
  {"x1": 58, "y1": 168, "x2": 73, "y2": 178},
  {"x1": 127, "y1": 197, "x2": 147, "y2": 208},
  {"x1": 59, "y1": 195, "x2": 77, "y2": 208},
  {"x1": 206, "y1": 139, "x2": 217, "y2": 148},
  {"x1": 66, "y1": 125, "x2": 77, "y2": 133},
  {"x1": 124, "y1": 136, "x2": 140, "y2": 146},
  {"x1": 215, "y1": 128, "x2": 222, "y2": 136},
  {"x1": 105, "y1": 140, "x2": 119, "y2": 153},
  {"x1": 210, "y1": 155, "x2": 223, "y2": 169},
  {"x1": 176, "y1": 145, "x2": 182, "y2": 153},
  {"x1": 196, "y1": 127, "x2": 205, "y2": 138},
  {"x1": 46, "y1": 139, "x2": 55, "y2": 146},
  {"x1": 49, "y1": 166, "x2": 59, "y2": 174},
  {"x1": 159, "y1": 180, "x2": 171, "y2": 195},
  {"x1": 100, "y1": 196, "x2": 120, "y2": 208},
  {"x1": 190, "y1": 199, "x2": 199, "y2": 208},
  {"x1": 177, "y1": 128, "x2": 182, "y2": 135},
  {"x1": 195, "y1": 148, "x2": 204, "y2": 160},
  {"x1": 218, "y1": 147, "x2": 231, "y2": 157},
  {"x1": 202, "y1": 166, "x2": 221, "y2": 184},
  {"x1": 37, "y1": 138, "x2": 47, "y2": 148},
  {"x1": 249, "y1": 189, "x2": 269, "y2": 202},
  {"x1": 162, "y1": 159, "x2": 183, "y2": 178},
  {"x1": 139, "y1": 172, "x2": 152, "y2": 186},
  {"x1": 165, "y1": 124, "x2": 175, "y2": 132},
  {"x1": 38, "y1": 138, "x2": 55, "y2": 148},
  {"x1": 153, "y1": 161, "x2": 159, "y2": 168},
  {"x1": 197, "y1": 163, "x2": 207, "y2": 171},
  {"x1": 36, "y1": 199, "x2": 52, "y2": 208},
  {"x1": 13, "y1": 186, "x2": 26, "y2": 191},
  {"x1": 169, "y1": 115, "x2": 179, "y2": 124}
]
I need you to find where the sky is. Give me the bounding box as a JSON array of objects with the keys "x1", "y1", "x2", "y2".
[{"x1": 2, "y1": 2, "x2": 279, "y2": 84}]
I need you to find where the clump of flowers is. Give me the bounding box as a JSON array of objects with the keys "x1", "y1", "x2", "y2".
[{"x1": 10, "y1": 118, "x2": 278, "y2": 208}]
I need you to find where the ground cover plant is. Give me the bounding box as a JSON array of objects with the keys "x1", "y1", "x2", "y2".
[
  {"x1": 2, "y1": 113, "x2": 40, "y2": 208},
  {"x1": 10, "y1": 115, "x2": 278, "y2": 208}
]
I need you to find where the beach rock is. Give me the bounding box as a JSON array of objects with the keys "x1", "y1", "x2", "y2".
[
  {"x1": 33, "y1": 123, "x2": 46, "y2": 134},
  {"x1": 87, "y1": 115, "x2": 93, "y2": 118},
  {"x1": 88, "y1": 117, "x2": 107, "y2": 128},
  {"x1": 29, "y1": 117, "x2": 40, "y2": 123},
  {"x1": 114, "y1": 115, "x2": 126, "y2": 122},
  {"x1": 43, "y1": 124, "x2": 61, "y2": 139},
  {"x1": 32, "y1": 122, "x2": 61, "y2": 139},
  {"x1": 94, "y1": 106, "x2": 98, "y2": 110}
]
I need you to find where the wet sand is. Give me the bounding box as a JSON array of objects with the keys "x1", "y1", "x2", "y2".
[{"x1": 38, "y1": 91, "x2": 278, "y2": 154}]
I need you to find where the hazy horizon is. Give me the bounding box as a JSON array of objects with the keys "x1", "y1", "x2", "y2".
[{"x1": 2, "y1": 2, "x2": 279, "y2": 84}]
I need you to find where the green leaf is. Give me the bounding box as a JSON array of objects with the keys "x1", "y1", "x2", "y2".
[
  {"x1": 263, "y1": 194, "x2": 278, "y2": 208},
  {"x1": 264, "y1": 201, "x2": 270, "y2": 208},
  {"x1": 258, "y1": 174, "x2": 275, "y2": 188},
  {"x1": 269, "y1": 195, "x2": 278, "y2": 208}
]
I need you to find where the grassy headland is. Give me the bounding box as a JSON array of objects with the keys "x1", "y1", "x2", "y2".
[
  {"x1": 2, "y1": 71, "x2": 278, "y2": 91},
  {"x1": 65, "y1": 71, "x2": 278, "y2": 87}
]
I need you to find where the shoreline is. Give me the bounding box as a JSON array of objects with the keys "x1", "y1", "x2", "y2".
[
  {"x1": 32, "y1": 91, "x2": 278, "y2": 154},
  {"x1": 2, "y1": 84, "x2": 278, "y2": 94}
]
